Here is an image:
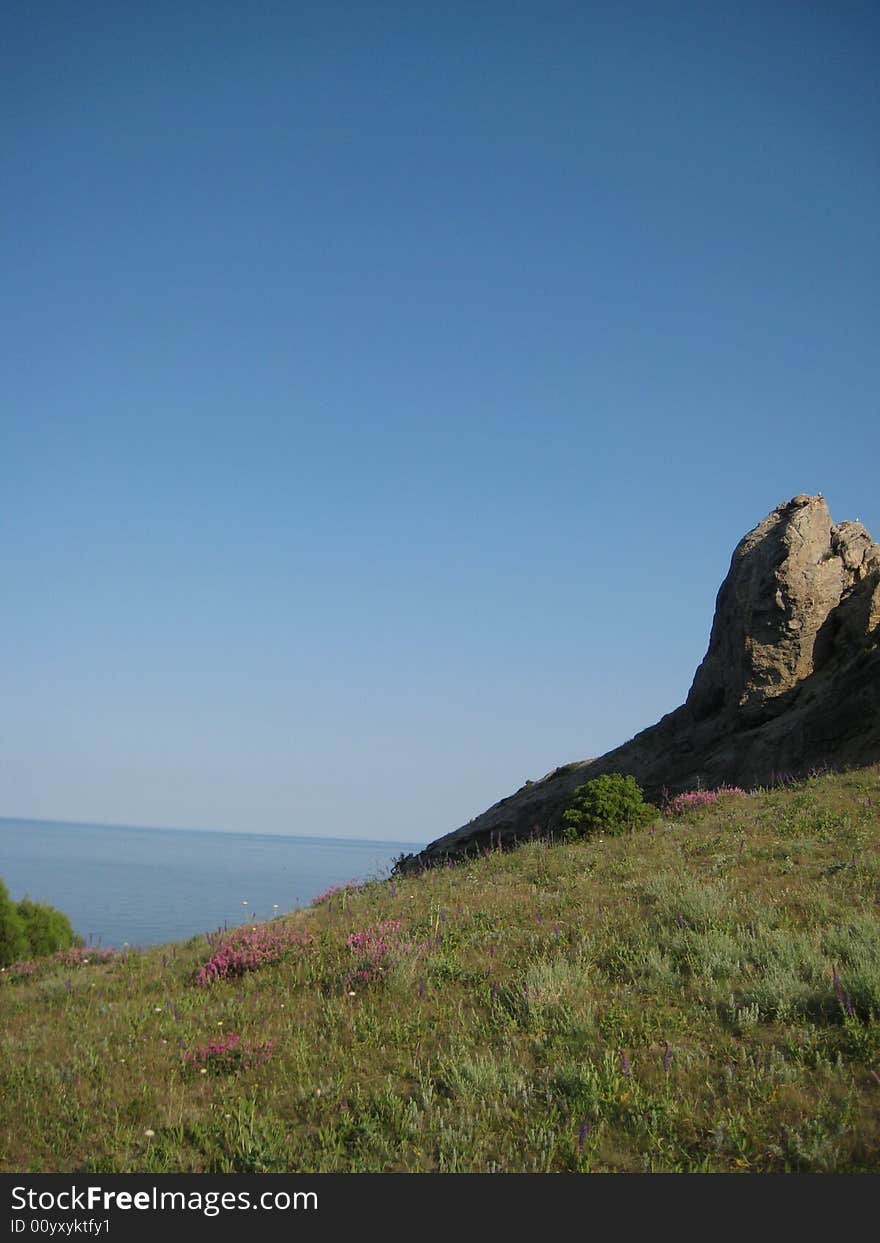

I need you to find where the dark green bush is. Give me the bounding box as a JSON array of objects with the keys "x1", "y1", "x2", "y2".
[
  {"x1": 16, "y1": 896, "x2": 80, "y2": 958},
  {"x1": 562, "y1": 773, "x2": 656, "y2": 840},
  {"x1": 0, "y1": 879, "x2": 28, "y2": 966},
  {"x1": 0, "y1": 879, "x2": 81, "y2": 965}
]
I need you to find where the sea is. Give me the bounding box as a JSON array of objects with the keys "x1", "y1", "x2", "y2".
[{"x1": 0, "y1": 817, "x2": 423, "y2": 950}]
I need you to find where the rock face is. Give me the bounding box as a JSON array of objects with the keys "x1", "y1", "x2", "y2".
[
  {"x1": 687, "y1": 497, "x2": 878, "y2": 721},
  {"x1": 400, "y1": 495, "x2": 880, "y2": 871}
]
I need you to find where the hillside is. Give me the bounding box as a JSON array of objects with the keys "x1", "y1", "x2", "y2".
[
  {"x1": 401, "y1": 494, "x2": 880, "y2": 870},
  {"x1": 2, "y1": 765, "x2": 879, "y2": 1173}
]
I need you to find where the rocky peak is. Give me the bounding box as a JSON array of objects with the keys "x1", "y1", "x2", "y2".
[
  {"x1": 686, "y1": 494, "x2": 877, "y2": 722},
  {"x1": 833, "y1": 519, "x2": 880, "y2": 579},
  {"x1": 398, "y1": 495, "x2": 880, "y2": 871}
]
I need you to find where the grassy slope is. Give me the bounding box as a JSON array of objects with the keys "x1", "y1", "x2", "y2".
[{"x1": 2, "y1": 766, "x2": 879, "y2": 1174}]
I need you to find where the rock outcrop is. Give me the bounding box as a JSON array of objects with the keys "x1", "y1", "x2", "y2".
[{"x1": 399, "y1": 495, "x2": 880, "y2": 871}]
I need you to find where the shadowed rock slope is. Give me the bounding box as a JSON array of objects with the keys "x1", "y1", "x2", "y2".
[{"x1": 401, "y1": 495, "x2": 880, "y2": 870}]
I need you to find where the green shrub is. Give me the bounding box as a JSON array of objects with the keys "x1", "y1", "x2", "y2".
[
  {"x1": 0, "y1": 879, "x2": 28, "y2": 966},
  {"x1": 0, "y1": 879, "x2": 81, "y2": 965},
  {"x1": 16, "y1": 896, "x2": 80, "y2": 958},
  {"x1": 562, "y1": 773, "x2": 656, "y2": 840}
]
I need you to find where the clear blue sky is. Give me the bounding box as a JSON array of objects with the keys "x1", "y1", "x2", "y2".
[{"x1": 2, "y1": 2, "x2": 878, "y2": 841}]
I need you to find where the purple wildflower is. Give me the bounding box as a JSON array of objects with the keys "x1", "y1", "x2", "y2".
[
  {"x1": 183, "y1": 1031, "x2": 273, "y2": 1074},
  {"x1": 311, "y1": 880, "x2": 366, "y2": 906},
  {"x1": 346, "y1": 920, "x2": 410, "y2": 986},
  {"x1": 832, "y1": 965, "x2": 855, "y2": 1017},
  {"x1": 663, "y1": 786, "x2": 746, "y2": 816},
  {"x1": 194, "y1": 924, "x2": 312, "y2": 987}
]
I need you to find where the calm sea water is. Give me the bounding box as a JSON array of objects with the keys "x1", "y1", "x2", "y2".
[{"x1": 0, "y1": 818, "x2": 423, "y2": 949}]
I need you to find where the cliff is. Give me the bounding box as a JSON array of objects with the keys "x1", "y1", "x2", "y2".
[{"x1": 399, "y1": 494, "x2": 880, "y2": 870}]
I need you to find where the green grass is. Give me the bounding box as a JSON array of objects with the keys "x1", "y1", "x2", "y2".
[{"x1": 2, "y1": 765, "x2": 880, "y2": 1172}]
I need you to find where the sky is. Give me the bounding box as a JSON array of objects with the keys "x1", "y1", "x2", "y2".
[{"x1": 2, "y1": 2, "x2": 878, "y2": 842}]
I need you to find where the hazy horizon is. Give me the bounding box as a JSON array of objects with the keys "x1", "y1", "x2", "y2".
[
  {"x1": 3, "y1": 3, "x2": 877, "y2": 841},
  {"x1": 0, "y1": 812, "x2": 423, "y2": 846}
]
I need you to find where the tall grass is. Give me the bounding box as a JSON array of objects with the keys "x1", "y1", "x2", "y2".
[{"x1": 2, "y1": 764, "x2": 879, "y2": 1172}]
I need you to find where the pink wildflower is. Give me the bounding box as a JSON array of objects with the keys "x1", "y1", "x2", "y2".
[
  {"x1": 345, "y1": 919, "x2": 411, "y2": 986},
  {"x1": 663, "y1": 786, "x2": 746, "y2": 816},
  {"x1": 311, "y1": 880, "x2": 366, "y2": 906},
  {"x1": 183, "y1": 1031, "x2": 274, "y2": 1073},
  {"x1": 194, "y1": 923, "x2": 311, "y2": 986}
]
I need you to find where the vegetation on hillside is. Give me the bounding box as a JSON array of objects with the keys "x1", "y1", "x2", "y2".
[
  {"x1": 0, "y1": 880, "x2": 80, "y2": 967},
  {"x1": 562, "y1": 773, "x2": 656, "y2": 839},
  {"x1": 1, "y1": 766, "x2": 879, "y2": 1173}
]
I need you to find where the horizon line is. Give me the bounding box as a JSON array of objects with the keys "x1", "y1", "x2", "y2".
[{"x1": 0, "y1": 813, "x2": 424, "y2": 848}]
